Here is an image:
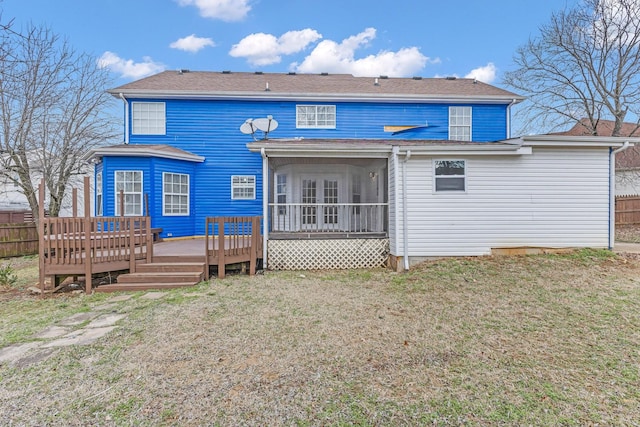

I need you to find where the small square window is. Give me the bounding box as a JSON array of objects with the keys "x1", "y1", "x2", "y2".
[
  {"x1": 296, "y1": 105, "x2": 336, "y2": 128},
  {"x1": 132, "y1": 102, "x2": 166, "y2": 135},
  {"x1": 434, "y1": 160, "x2": 466, "y2": 192},
  {"x1": 231, "y1": 175, "x2": 256, "y2": 200}
]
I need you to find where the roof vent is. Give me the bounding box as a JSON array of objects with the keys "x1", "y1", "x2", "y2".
[
  {"x1": 177, "y1": 69, "x2": 190, "y2": 74},
  {"x1": 288, "y1": 72, "x2": 296, "y2": 75},
  {"x1": 222, "y1": 70, "x2": 231, "y2": 74},
  {"x1": 445, "y1": 76, "x2": 457, "y2": 80},
  {"x1": 265, "y1": 82, "x2": 270, "y2": 91},
  {"x1": 320, "y1": 72, "x2": 329, "y2": 76},
  {"x1": 254, "y1": 71, "x2": 263, "y2": 75},
  {"x1": 379, "y1": 75, "x2": 388, "y2": 79},
  {"x1": 374, "y1": 77, "x2": 380, "y2": 86},
  {"x1": 412, "y1": 76, "x2": 422, "y2": 80}
]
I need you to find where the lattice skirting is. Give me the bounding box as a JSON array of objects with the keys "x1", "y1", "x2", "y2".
[{"x1": 267, "y1": 238, "x2": 389, "y2": 270}]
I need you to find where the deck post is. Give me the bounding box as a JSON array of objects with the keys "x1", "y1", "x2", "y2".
[
  {"x1": 204, "y1": 218, "x2": 210, "y2": 280},
  {"x1": 38, "y1": 179, "x2": 45, "y2": 294},
  {"x1": 145, "y1": 214, "x2": 152, "y2": 263},
  {"x1": 249, "y1": 216, "x2": 258, "y2": 275},
  {"x1": 218, "y1": 217, "x2": 226, "y2": 279},
  {"x1": 83, "y1": 176, "x2": 93, "y2": 293}
]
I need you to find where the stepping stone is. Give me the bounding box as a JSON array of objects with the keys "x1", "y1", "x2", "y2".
[
  {"x1": 140, "y1": 292, "x2": 166, "y2": 300},
  {"x1": 0, "y1": 342, "x2": 42, "y2": 364},
  {"x1": 85, "y1": 313, "x2": 127, "y2": 329},
  {"x1": 107, "y1": 295, "x2": 134, "y2": 302},
  {"x1": 58, "y1": 312, "x2": 99, "y2": 326},
  {"x1": 92, "y1": 303, "x2": 120, "y2": 311},
  {"x1": 42, "y1": 326, "x2": 117, "y2": 348},
  {"x1": 33, "y1": 325, "x2": 71, "y2": 339},
  {"x1": 14, "y1": 348, "x2": 57, "y2": 368}
]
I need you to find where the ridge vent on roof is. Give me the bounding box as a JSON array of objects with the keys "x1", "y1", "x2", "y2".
[
  {"x1": 288, "y1": 72, "x2": 296, "y2": 75},
  {"x1": 254, "y1": 71, "x2": 263, "y2": 75},
  {"x1": 379, "y1": 75, "x2": 388, "y2": 79},
  {"x1": 412, "y1": 76, "x2": 422, "y2": 80},
  {"x1": 320, "y1": 72, "x2": 329, "y2": 76},
  {"x1": 222, "y1": 70, "x2": 231, "y2": 74},
  {"x1": 445, "y1": 76, "x2": 457, "y2": 80},
  {"x1": 178, "y1": 69, "x2": 190, "y2": 74}
]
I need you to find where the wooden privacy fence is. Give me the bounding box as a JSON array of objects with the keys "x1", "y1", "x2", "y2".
[
  {"x1": 204, "y1": 216, "x2": 262, "y2": 279},
  {"x1": 0, "y1": 223, "x2": 38, "y2": 257},
  {"x1": 615, "y1": 196, "x2": 640, "y2": 225}
]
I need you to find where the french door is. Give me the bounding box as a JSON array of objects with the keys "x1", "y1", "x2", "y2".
[{"x1": 301, "y1": 176, "x2": 340, "y2": 231}]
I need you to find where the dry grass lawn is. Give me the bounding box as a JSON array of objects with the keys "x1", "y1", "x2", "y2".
[{"x1": 1, "y1": 249, "x2": 639, "y2": 425}]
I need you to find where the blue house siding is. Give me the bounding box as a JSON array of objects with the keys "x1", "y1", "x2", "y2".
[{"x1": 115, "y1": 97, "x2": 509, "y2": 237}]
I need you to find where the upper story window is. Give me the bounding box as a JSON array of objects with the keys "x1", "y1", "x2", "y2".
[
  {"x1": 96, "y1": 171, "x2": 103, "y2": 216},
  {"x1": 115, "y1": 170, "x2": 143, "y2": 216},
  {"x1": 296, "y1": 105, "x2": 336, "y2": 129},
  {"x1": 132, "y1": 102, "x2": 166, "y2": 135},
  {"x1": 449, "y1": 106, "x2": 472, "y2": 141},
  {"x1": 434, "y1": 160, "x2": 466, "y2": 192},
  {"x1": 231, "y1": 175, "x2": 256, "y2": 200},
  {"x1": 163, "y1": 172, "x2": 189, "y2": 216}
]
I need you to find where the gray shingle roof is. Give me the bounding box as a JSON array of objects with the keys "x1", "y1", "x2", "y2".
[{"x1": 109, "y1": 70, "x2": 523, "y2": 102}]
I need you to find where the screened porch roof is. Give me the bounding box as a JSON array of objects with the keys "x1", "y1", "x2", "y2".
[{"x1": 247, "y1": 138, "x2": 531, "y2": 158}]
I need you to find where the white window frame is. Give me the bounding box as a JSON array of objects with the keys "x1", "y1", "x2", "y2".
[
  {"x1": 114, "y1": 170, "x2": 143, "y2": 216},
  {"x1": 434, "y1": 160, "x2": 466, "y2": 193},
  {"x1": 132, "y1": 102, "x2": 166, "y2": 135},
  {"x1": 96, "y1": 171, "x2": 103, "y2": 216},
  {"x1": 231, "y1": 175, "x2": 256, "y2": 200},
  {"x1": 276, "y1": 174, "x2": 287, "y2": 215},
  {"x1": 449, "y1": 106, "x2": 472, "y2": 141},
  {"x1": 162, "y1": 172, "x2": 190, "y2": 216},
  {"x1": 296, "y1": 105, "x2": 336, "y2": 129}
]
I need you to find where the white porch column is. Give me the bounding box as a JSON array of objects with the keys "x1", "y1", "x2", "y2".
[{"x1": 261, "y1": 148, "x2": 269, "y2": 265}]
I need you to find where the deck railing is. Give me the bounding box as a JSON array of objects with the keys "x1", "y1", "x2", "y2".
[
  {"x1": 204, "y1": 216, "x2": 262, "y2": 279},
  {"x1": 268, "y1": 203, "x2": 388, "y2": 235},
  {"x1": 39, "y1": 216, "x2": 153, "y2": 292}
]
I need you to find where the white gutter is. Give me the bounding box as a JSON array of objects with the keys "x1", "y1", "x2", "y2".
[
  {"x1": 402, "y1": 150, "x2": 411, "y2": 271},
  {"x1": 506, "y1": 98, "x2": 518, "y2": 139},
  {"x1": 119, "y1": 93, "x2": 129, "y2": 144},
  {"x1": 261, "y1": 148, "x2": 268, "y2": 266},
  {"x1": 610, "y1": 141, "x2": 631, "y2": 249}
]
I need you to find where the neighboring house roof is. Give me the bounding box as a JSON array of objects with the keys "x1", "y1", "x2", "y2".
[
  {"x1": 84, "y1": 144, "x2": 205, "y2": 163},
  {"x1": 553, "y1": 119, "x2": 640, "y2": 169},
  {"x1": 108, "y1": 70, "x2": 524, "y2": 104}
]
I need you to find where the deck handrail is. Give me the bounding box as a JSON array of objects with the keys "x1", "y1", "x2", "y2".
[{"x1": 204, "y1": 216, "x2": 262, "y2": 279}]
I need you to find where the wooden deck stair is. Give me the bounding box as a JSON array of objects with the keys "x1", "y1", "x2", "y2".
[{"x1": 95, "y1": 262, "x2": 206, "y2": 293}]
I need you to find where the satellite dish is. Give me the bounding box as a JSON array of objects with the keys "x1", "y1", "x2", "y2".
[
  {"x1": 240, "y1": 119, "x2": 255, "y2": 135},
  {"x1": 253, "y1": 115, "x2": 279, "y2": 134}
]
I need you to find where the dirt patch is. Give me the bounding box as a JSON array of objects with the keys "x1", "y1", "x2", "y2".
[{"x1": 616, "y1": 223, "x2": 640, "y2": 242}]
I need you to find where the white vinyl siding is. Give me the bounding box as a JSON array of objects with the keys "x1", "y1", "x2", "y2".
[
  {"x1": 114, "y1": 171, "x2": 143, "y2": 216},
  {"x1": 296, "y1": 105, "x2": 336, "y2": 128},
  {"x1": 163, "y1": 172, "x2": 189, "y2": 216},
  {"x1": 392, "y1": 148, "x2": 611, "y2": 258},
  {"x1": 132, "y1": 102, "x2": 166, "y2": 135},
  {"x1": 449, "y1": 106, "x2": 472, "y2": 141},
  {"x1": 231, "y1": 175, "x2": 256, "y2": 200}
]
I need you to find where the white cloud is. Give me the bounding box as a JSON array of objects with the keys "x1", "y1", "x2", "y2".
[
  {"x1": 170, "y1": 34, "x2": 216, "y2": 53},
  {"x1": 97, "y1": 51, "x2": 165, "y2": 79},
  {"x1": 229, "y1": 29, "x2": 322, "y2": 66},
  {"x1": 465, "y1": 63, "x2": 497, "y2": 83},
  {"x1": 177, "y1": 0, "x2": 250, "y2": 22},
  {"x1": 291, "y1": 28, "x2": 430, "y2": 77}
]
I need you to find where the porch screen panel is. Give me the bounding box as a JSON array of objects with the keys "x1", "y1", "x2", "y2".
[
  {"x1": 302, "y1": 179, "x2": 317, "y2": 226},
  {"x1": 324, "y1": 179, "x2": 338, "y2": 226}
]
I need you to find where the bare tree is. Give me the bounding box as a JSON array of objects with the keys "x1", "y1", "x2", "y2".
[
  {"x1": 504, "y1": 0, "x2": 640, "y2": 136},
  {"x1": 0, "y1": 20, "x2": 117, "y2": 221}
]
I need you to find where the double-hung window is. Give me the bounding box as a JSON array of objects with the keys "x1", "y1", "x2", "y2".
[
  {"x1": 434, "y1": 160, "x2": 466, "y2": 192},
  {"x1": 449, "y1": 106, "x2": 472, "y2": 141},
  {"x1": 132, "y1": 102, "x2": 166, "y2": 135},
  {"x1": 96, "y1": 172, "x2": 103, "y2": 216},
  {"x1": 115, "y1": 170, "x2": 143, "y2": 216},
  {"x1": 296, "y1": 105, "x2": 336, "y2": 128},
  {"x1": 231, "y1": 175, "x2": 256, "y2": 200},
  {"x1": 163, "y1": 172, "x2": 189, "y2": 215}
]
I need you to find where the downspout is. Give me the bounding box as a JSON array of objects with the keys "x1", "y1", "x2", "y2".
[
  {"x1": 609, "y1": 141, "x2": 630, "y2": 249},
  {"x1": 506, "y1": 98, "x2": 517, "y2": 139},
  {"x1": 402, "y1": 150, "x2": 411, "y2": 271},
  {"x1": 119, "y1": 93, "x2": 129, "y2": 144},
  {"x1": 261, "y1": 148, "x2": 269, "y2": 266}
]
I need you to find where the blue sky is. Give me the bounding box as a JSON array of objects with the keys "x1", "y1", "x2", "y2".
[{"x1": 1, "y1": 0, "x2": 578, "y2": 87}]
